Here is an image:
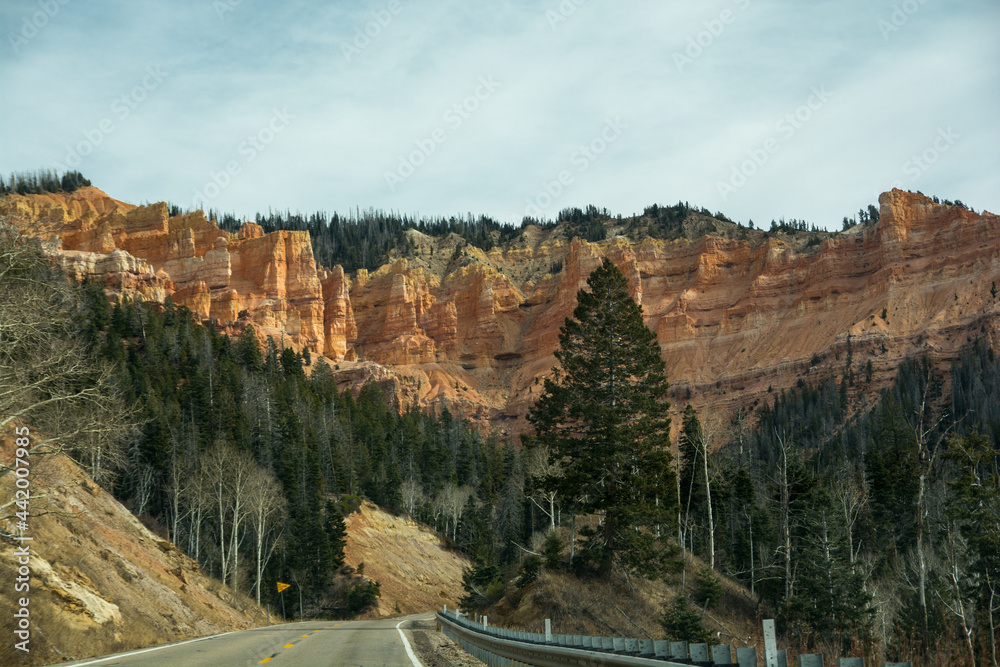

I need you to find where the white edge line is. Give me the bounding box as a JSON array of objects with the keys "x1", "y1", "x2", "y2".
[
  {"x1": 62, "y1": 629, "x2": 242, "y2": 666},
  {"x1": 396, "y1": 619, "x2": 425, "y2": 667}
]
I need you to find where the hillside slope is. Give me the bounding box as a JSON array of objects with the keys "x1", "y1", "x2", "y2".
[
  {"x1": 343, "y1": 501, "x2": 470, "y2": 618},
  {"x1": 0, "y1": 436, "x2": 263, "y2": 666}
]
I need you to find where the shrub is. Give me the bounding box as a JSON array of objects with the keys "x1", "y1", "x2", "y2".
[
  {"x1": 694, "y1": 567, "x2": 724, "y2": 609},
  {"x1": 344, "y1": 580, "x2": 381, "y2": 613},
  {"x1": 460, "y1": 562, "x2": 503, "y2": 610},
  {"x1": 516, "y1": 555, "x2": 542, "y2": 588},
  {"x1": 543, "y1": 531, "x2": 564, "y2": 569},
  {"x1": 661, "y1": 595, "x2": 711, "y2": 644}
]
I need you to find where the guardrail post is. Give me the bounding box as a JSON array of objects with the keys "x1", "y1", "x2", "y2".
[
  {"x1": 654, "y1": 640, "x2": 669, "y2": 657},
  {"x1": 764, "y1": 619, "x2": 779, "y2": 667},
  {"x1": 638, "y1": 638, "x2": 654, "y2": 656},
  {"x1": 737, "y1": 646, "x2": 758, "y2": 667},
  {"x1": 690, "y1": 642, "x2": 709, "y2": 662},
  {"x1": 483, "y1": 615, "x2": 488, "y2": 629},
  {"x1": 798, "y1": 653, "x2": 824, "y2": 667},
  {"x1": 713, "y1": 645, "x2": 734, "y2": 664},
  {"x1": 670, "y1": 641, "x2": 689, "y2": 659},
  {"x1": 545, "y1": 618, "x2": 552, "y2": 642}
]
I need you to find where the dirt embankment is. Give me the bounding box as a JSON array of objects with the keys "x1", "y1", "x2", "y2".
[
  {"x1": 0, "y1": 436, "x2": 263, "y2": 666},
  {"x1": 344, "y1": 500, "x2": 470, "y2": 618}
]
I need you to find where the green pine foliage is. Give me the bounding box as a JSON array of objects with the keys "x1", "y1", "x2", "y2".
[
  {"x1": 79, "y1": 295, "x2": 530, "y2": 618},
  {"x1": 542, "y1": 531, "x2": 564, "y2": 569},
  {"x1": 460, "y1": 562, "x2": 504, "y2": 611},
  {"x1": 344, "y1": 580, "x2": 381, "y2": 614},
  {"x1": 515, "y1": 555, "x2": 542, "y2": 588},
  {"x1": 234, "y1": 209, "x2": 522, "y2": 274},
  {"x1": 528, "y1": 258, "x2": 677, "y2": 577},
  {"x1": 707, "y1": 345, "x2": 1000, "y2": 658},
  {"x1": 661, "y1": 595, "x2": 711, "y2": 644},
  {"x1": 693, "y1": 566, "x2": 724, "y2": 609},
  {"x1": 200, "y1": 201, "x2": 735, "y2": 274},
  {"x1": 0, "y1": 169, "x2": 91, "y2": 195}
]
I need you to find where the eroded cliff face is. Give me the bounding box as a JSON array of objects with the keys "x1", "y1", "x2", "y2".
[
  {"x1": 4, "y1": 187, "x2": 999, "y2": 434},
  {"x1": 1, "y1": 187, "x2": 326, "y2": 354}
]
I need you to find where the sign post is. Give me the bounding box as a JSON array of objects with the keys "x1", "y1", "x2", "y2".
[{"x1": 277, "y1": 581, "x2": 291, "y2": 619}]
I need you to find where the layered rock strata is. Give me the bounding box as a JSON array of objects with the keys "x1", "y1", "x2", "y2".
[{"x1": 4, "y1": 187, "x2": 998, "y2": 434}]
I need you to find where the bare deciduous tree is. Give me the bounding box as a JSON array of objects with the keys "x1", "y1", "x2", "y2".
[
  {"x1": 246, "y1": 465, "x2": 285, "y2": 604},
  {"x1": 400, "y1": 476, "x2": 423, "y2": 518},
  {"x1": 525, "y1": 444, "x2": 560, "y2": 530},
  {"x1": 0, "y1": 218, "x2": 137, "y2": 493},
  {"x1": 436, "y1": 483, "x2": 473, "y2": 541}
]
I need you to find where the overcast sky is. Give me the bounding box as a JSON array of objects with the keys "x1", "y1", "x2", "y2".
[{"x1": 2, "y1": 0, "x2": 997, "y2": 229}]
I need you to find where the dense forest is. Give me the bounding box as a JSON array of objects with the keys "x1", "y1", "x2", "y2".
[
  {"x1": 671, "y1": 346, "x2": 1000, "y2": 663},
  {"x1": 68, "y1": 262, "x2": 1000, "y2": 663},
  {"x1": 0, "y1": 169, "x2": 91, "y2": 196},
  {"x1": 79, "y1": 286, "x2": 532, "y2": 616}
]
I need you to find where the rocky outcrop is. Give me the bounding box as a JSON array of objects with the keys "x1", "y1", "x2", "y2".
[
  {"x1": 1, "y1": 187, "x2": 326, "y2": 354},
  {"x1": 5, "y1": 186, "x2": 999, "y2": 434}
]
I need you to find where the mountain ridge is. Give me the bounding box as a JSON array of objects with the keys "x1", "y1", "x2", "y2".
[{"x1": 2, "y1": 186, "x2": 997, "y2": 436}]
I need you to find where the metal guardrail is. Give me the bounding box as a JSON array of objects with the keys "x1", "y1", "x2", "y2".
[
  {"x1": 436, "y1": 610, "x2": 721, "y2": 667},
  {"x1": 436, "y1": 610, "x2": 912, "y2": 667}
]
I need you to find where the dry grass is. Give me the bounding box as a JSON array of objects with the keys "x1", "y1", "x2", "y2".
[
  {"x1": 0, "y1": 434, "x2": 263, "y2": 666},
  {"x1": 487, "y1": 543, "x2": 759, "y2": 650}
]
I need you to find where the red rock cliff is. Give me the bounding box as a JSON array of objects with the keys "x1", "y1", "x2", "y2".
[{"x1": 4, "y1": 187, "x2": 998, "y2": 434}]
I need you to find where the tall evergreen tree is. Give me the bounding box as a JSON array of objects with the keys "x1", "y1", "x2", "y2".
[
  {"x1": 528, "y1": 258, "x2": 676, "y2": 576},
  {"x1": 324, "y1": 499, "x2": 348, "y2": 570}
]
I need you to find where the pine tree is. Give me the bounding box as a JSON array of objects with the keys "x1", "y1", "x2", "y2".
[
  {"x1": 528, "y1": 258, "x2": 676, "y2": 576},
  {"x1": 324, "y1": 499, "x2": 347, "y2": 570}
]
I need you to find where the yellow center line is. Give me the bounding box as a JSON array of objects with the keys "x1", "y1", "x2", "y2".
[
  {"x1": 283, "y1": 643, "x2": 295, "y2": 648},
  {"x1": 301, "y1": 634, "x2": 310, "y2": 637},
  {"x1": 259, "y1": 659, "x2": 272, "y2": 664}
]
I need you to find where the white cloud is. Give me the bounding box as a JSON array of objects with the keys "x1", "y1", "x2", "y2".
[{"x1": 1, "y1": 0, "x2": 997, "y2": 227}]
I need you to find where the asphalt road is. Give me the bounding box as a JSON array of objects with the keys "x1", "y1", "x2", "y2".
[{"x1": 54, "y1": 614, "x2": 434, "y2": 667}]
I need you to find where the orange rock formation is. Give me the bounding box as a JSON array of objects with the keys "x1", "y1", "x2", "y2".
[{"x1": 4, "y1": 186, "x2": 998, "y2": 435}]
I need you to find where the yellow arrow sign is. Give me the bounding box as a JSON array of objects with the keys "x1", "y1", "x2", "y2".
[{"x1": 276, "y1": 582, "x2": 290, "y2": 593}]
